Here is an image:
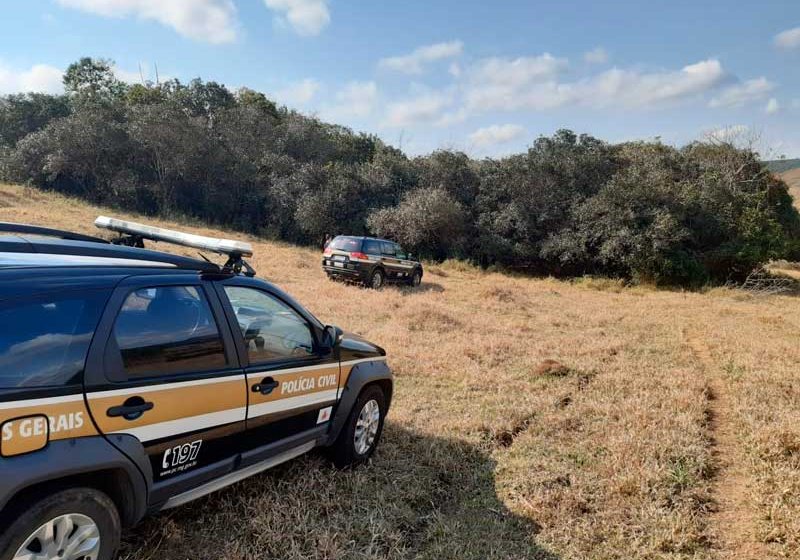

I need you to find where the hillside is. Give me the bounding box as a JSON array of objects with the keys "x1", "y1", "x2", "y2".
[
  {"x1": 2, "y1": 183, "x2": 799, "y2": 560},
  {"x1": 781, "y1": 168, "x2": 800, "y2": 209},
  {"x1": 765, "y1": 158, "x2": 800, "y2": 174}
]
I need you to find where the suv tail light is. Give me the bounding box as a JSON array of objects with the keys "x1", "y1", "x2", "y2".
[{"x1": 349, "y1": 252, "x2": 368, "y2": 260}]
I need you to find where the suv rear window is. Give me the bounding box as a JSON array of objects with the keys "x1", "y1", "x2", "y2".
[
  {"x1": 329, "y1": 237, "x2": 362, "y2": 252},
  {"x1": 0, "y1": 290, "x2": 109, "y2": 388}
]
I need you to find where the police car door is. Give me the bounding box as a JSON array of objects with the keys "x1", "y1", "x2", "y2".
[
  {"x1": 379, "y1": 241, "x2": 402, "y2": 280},
  {"x1": 215, "y1": 280, "x2": 339, "y2": 467},
  {"x1": 84, "y1": 275, "x2": 248, "y2": 503}
]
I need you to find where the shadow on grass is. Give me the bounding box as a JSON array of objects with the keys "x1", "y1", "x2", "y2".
[
  {"x1": 398, "y1": 281, "x2": 445, "y2": 295},
  {"x1": 120, "y1": 423, "x2": 557, "y2": 560}
]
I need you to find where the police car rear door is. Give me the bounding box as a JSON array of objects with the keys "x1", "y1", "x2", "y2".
[{"x1": 214, "y1": 278, "x2": 339, "y2": 467}]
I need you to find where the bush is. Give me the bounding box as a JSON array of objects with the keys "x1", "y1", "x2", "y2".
[{"x1": 367, "y1": 187, "x2": 465, "y2": 259}]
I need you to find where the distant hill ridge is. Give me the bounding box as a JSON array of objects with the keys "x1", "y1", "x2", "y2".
[{"x1": 765, "y1": 158, "x2": 800, "y2": 174}]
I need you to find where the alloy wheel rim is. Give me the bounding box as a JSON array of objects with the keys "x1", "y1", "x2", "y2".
[
  {"x1": 13, "y1": 513, "x2": 100, "y2": 560},
  {"x1": 413, "y1": 273, "x2": 421, "y2": 286},
  {"x1": 372, "y1": 273, "x2": 383, "y2": 288},
  {"x1": 354, "y1": 399, "x2": 381, "y2": 455}
]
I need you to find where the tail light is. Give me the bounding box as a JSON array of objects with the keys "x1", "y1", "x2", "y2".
[{"x1": 349, "y1": 251, "x2": 368, "y2": 260}]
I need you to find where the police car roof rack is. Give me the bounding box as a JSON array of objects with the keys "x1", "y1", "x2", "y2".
[
  {"x1": 94, "y1": 216, "x2": 257, "y2": 277},
  {"x1": 0, "y1": 222, "x2": 110, "y2": 244}
]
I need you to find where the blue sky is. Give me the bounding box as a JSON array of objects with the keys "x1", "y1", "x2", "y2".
[{"x1": 1, "y1": 0, "x2": 798, "y2": 157}]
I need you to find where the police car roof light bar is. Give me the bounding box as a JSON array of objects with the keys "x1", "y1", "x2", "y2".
[{"x1": 94, "y1": 216, "x2": 256, "y2": 276}]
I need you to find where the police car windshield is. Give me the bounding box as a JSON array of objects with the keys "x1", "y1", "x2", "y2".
[{"x1": 330, "y1": 237, "x2": 362, "y2": 251}]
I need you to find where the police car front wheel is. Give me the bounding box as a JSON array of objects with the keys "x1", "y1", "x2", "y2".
[
  {"x1": 329, "y1": 385, "x2": 386, "y2": 468},
  {"x1": 0, "y1": 488, "x2": 120, "y2": 560}
]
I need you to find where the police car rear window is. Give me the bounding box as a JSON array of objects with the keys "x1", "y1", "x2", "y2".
[
  {"x1": 0, "y1": 290, "x2": 108, "y2": 388},
  {"x1": 330, "y1": 237, "x2": 362, "y2": 251}
]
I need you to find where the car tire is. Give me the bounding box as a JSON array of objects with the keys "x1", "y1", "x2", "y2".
[
  {"x1": 0, "y1": 487, "x2": 120, "y2": 560},
  {"x1": 328, "y1": 385, "x2": 387, "y2": 468},
  {"x1": 368, "y1": 268, "x2": 385, "y2": 290},
  {"x1": 408, "y1": 269, "x2": 422, "y2": 287}
]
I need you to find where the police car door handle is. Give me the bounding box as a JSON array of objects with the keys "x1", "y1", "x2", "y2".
[
  {"x1": 107, "y1": 398, "x2": 154, "y2": 420},
  {"x1": 253, "y1": 377, "x2": 279, "y2": 395}
]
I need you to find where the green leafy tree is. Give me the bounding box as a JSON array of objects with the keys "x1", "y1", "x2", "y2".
[
  {"x1": 0, "y1": 93, "x2": 70, "y2": 148},
  {"x1": 63, "y1": 57, "x2": 127, "y2": 106}
]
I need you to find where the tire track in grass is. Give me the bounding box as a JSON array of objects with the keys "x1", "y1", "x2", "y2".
[{"x1": 684, "y1": 328, "x2": 769, "y2": 560}]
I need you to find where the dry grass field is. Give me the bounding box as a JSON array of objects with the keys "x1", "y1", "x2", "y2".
[{"x1": 1, "y1": 183, "x2": 799, "y2": 560}]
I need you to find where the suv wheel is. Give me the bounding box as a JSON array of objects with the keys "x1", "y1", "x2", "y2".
[
  {"x1": 368, "y1": 269, "x2": 385, "y2": 290},
  {"x1": 0, "y1": 488, "x2": 120, "y2": 560},
  {"x1": 329, "y1": 385, "x2": 387, "y2": 468},
  {"x1": 408, "y1": 269, "x2": 422, "y2": 287}
]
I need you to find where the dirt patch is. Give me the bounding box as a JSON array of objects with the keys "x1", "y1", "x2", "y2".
[
  {"x1": 533, "y1": 359, "x2": 572, "y2": 377},
  {"x1": 685, "y1": 329, "x2": 771, "y2": 559}
]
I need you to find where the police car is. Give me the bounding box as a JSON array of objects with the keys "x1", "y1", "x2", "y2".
[
  {"x1": 0, "y1": 218, "x2": 392, "y2": 560},
  {"x1": 322, "y1": 236, "x2": 423, "y2": 289}
]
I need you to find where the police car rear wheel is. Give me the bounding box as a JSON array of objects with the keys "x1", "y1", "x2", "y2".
[
  {"x1": 369, "y1": 269, "x2": 385, "y2": 290},
  {"x1": 329, "y1": 385, "x2": 386, "y2": 468},
  {"x1": 1, "y1": 488, "x2": 120, "y2": 560}
]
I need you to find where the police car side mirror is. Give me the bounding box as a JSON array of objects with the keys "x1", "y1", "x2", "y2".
[{"x1": 323, "y1": 324, "x2": 343, "y2": 349}]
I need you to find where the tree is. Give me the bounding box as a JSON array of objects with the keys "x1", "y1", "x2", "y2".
[
  {"x1": 367, "y1": 187, "x2": 466, "y2": 259},
  {"x1": 172, "y1": 79, "x2": 235, "y2": 119},
  {"x1": 236, "y1": 88, "x2": 279, "y2": 120},
  {"x1": 0, "y1": 93, "x2": 70, "y2": 147},
  {"x1": 3, "y1": 60, "x2": 798, "y2": 285},
  {"x1": 63, "y1": 57, "x2": 127, "y2": 106}
]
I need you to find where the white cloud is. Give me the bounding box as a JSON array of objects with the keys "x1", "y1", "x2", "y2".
[
  {"x1": 56, "y1": 0, "x2": 238, "y2": 44},
  {"x1": 709, "y1": 77, "x2": 774, "y2": 108},
  {"x1": 774, "y1": 26, "x2": 800, "y2": 49},
  {"x1": 263, "y1": 0, "x2": 329, "y2": 36},
  {"x1": 0, "y1": 63, "x2": 63, "y2": 94},
  {"x1": 383, "y1": 91, "x2": 452, "y2": 127},
  {"x1": 765, "y1": 98, "x2": 780, "y2": 114},
  {"x1": 469, "y1": 124, "x2": 526, "y2": 147},
  {"x1": 584, "y1": 47, "x2": 609, "y2": 64},
  {"x1": 583, "y1": 59, "x2": 728, "y2": 107},
  {"x1": 322, "y1": 81, "x2": 378, "y2": 119},
  {"x1": 379, "y1": 40, "x2": 463, "y2": 74},
  {"x1": 463, "y1": 53, "x2": 568, "y2": 111},
  {"x1": 463, "y1": 57, "x2": 727, "y2": 112},
  {"x1": 275, "y1": 78, "x2": 319, "y2": 105},
  {"x1": 435, "y1": 108, "x2": 469, "y2": 127}
]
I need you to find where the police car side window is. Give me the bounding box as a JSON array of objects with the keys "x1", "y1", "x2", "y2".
[
  {"x1": 223, "y1": 287, "x2": 315, "y2": 364},
  {"x1": 0, "y1": 290, "x2": 108, "y2": 388},
  {"x1": 362, "y1": 239, "x2": 381, "y2": 255},
  {"x1": 381, "y1": 242, "x2": 396, "y2": 256},
  {"x1": 113, "y1": 286, "x2": 227, "y2": 378}
]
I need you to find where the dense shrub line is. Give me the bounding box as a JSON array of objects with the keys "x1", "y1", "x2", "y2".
[{"x1": 1, "y1": 58, "x2": 798, "y2": 285}]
